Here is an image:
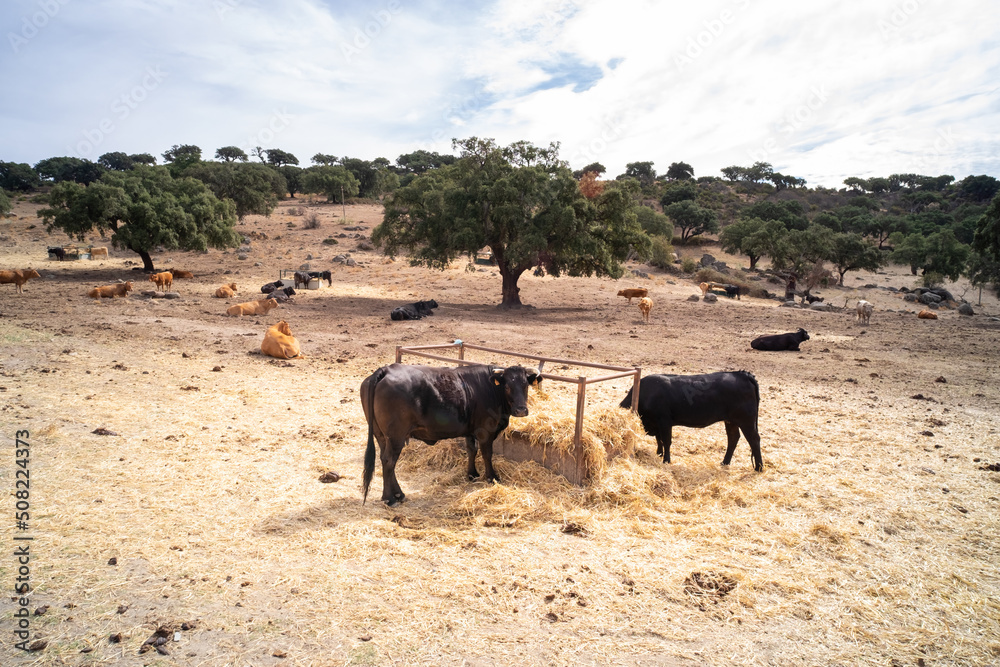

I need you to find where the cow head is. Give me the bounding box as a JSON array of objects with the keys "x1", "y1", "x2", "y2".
[
  {"x1": 492, "y1": 366, "x2": 541, "y2": 418},
  {"x1": 262, "y1": 298, "x2": 278, "y2": 312},
  {"x1": 797, "y1": 328, "x2": 809, "y2": 341},
  {"x1": 275, "y1": 320, "x2": 292, "y2": 335},
  {"x1": 123, "y1": 281, "x2": 133, "y2": 292}
]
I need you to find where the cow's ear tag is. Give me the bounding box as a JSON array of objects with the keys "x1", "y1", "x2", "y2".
[{"x1": 493, "y1": 378, "x2": 501, "y2": 386}]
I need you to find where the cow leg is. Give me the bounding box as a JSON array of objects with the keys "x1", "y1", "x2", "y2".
[
  {"x1": 741, "y1": 421, "x2": 764, "y2": 472},
  {"x1": 464, "y1": 436, "x2": 479, "y2": 481},
  {"x1": 379, "y1": 437, "x2": 406, "y2": 505},
  {"x1": 658, "y1": 425, "x2": 673, "y2": 464},
  {"x1": 722, "y1": 421, "x2": 741, "y2": 466},
  {"x1": 479, "y1": 436, "x2": 500, "y2": 484}
]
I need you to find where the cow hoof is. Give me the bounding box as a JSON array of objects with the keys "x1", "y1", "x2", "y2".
[
  {"x1": 467, "y1": 472, "x2": 479, "y2": 482},
  {"x1": 384, "y1": 493, "x2": 406, "y2": 506}
]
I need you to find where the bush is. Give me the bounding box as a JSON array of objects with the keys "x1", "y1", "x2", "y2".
[
  {"x1": 304, "y1": 212, "x2": 321, "y2": 229},
  {"x1": 649, "y1": 235, "x2": 676, "y2": 269},
  {"x1": 680, "y1": 256, "x2": 698, "y2": 273},
  {"x1": 921, "y1": 271, "x2": 945, "y2": 288},
  {"x1": 287, "y1": 206, "x2": 304, "y2": 216},
  {"x1": 322, "y1": 237, "x2": 338, "y2": 245}
]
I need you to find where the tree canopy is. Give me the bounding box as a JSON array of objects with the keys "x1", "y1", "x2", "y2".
[
  {"x1": 0, "y1": 161, "x2": 40, "y2": 191},
  {"x1": 34, "y1": 157, "x2": 105, "y2": 184},
  {"x1": 215, "y1": 146, "x2": 249, "y2": 163},
  {"x1": 973, "y1": 193, "x2": 1000, "y2": 261},
  {"x1": 302, "y1": 165, "x2": 360, "y2": 203},
  {"x1": 184, "y1": 162, "x2": 285, "y2": 220},
  {"x1": 664, "y1": 161, "x2": 694, "y2": 181},
  {"x1": 39, "y1": 165, "x2": 239, "y2": 271},
  {"x1": 374, "y1": 137, "x2": 649, "y2": 308}
]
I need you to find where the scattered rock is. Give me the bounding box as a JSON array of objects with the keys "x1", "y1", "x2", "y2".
[
  {"x1": 109, "y1": 633, "x2": 122, "y2": 643},
  {"x1": 979, "y1": 463, "x2": 1000, "y2": 472},
  {"x1": 935, "y1": 376, "x2": 946, "y2": 383},
  {"x1": 687, "y1": 294, "x2": 700, "y2": 302},
  {"x1": 108, "y1": 557, "x2": 117, "y2": 565},
  {"x1": 163, "y1": 292, "x2": 181, "y2": 299},
  {"x1": 299, "y1": 263, "x2": 310, "y2": 271},
  {"x1": 918, "y1": 292, "x2": 942, "y2": 305},
  {"x1": 560, "y1": 522, "x2": 589, "y2": 537},
  {"x1": 34, "y1": 606, "x2": 49, "y2": 616},
  {"x1": 237, "y1": 254, "x2": 248, "y2": 261},
  {"x1": 117, "y1": 604, "x2": 129, "y2": 614},
  {"x1": 809, "y1": 302, "x2": 831, "y2": 311},
  {"x1": 958, "y1": 302, "x2": 974, "y2": 316},
  {"x1": 920, "y1": 430, "x2": 934, "y2": 437},
  {"x1": 212, "y1": 366, "x2": 222, "y2": 372},
  {"x1": 345, "y1": 258, "x2": 357, "y2": 267},
  {"x1": 318, "y1": 471, "x2": 342, "y2": 483},
  {"x1": 356, "y1": 240, "x2": 374, "y2": 251},
  {"x1": 92, "y1": 428, "x2": 117, "y2": 436},
  {"x1": 684, "y1": 571, "x2": 738, "y2": 598},
  {"x1": 780, "y1": 300, "x2": 797, "y2": 307},
  {"x1": 28, "y1": 640, "x2": 47, "y2": 651},
  {"x1": 700, "y1": 254, "x2": 716, "y2": 266},
  {"x1": 703, "y1": 293, "x2": 718, "y2": 303},
  {"x1": 903, "y1": 293, "x2": 918, "y2": 302}
]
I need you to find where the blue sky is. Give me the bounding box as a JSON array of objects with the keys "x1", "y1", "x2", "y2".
[{"x1": 2, "y1": 0, "x2": 998, "y2": 187}]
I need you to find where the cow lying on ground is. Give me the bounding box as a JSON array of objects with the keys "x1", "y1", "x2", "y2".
[
  {"x1": 215, "y1": 283, "x2": 238, "y2": 298},
  {"x1": 361, "y1": 363, "x2": 540, "y2": 505},
  {"x1": 617, "y1": 287, "x2": 648, "y2": 304},
  {"x1": 261, "y1": 320, "x2": 303, "y2": 359},
  {"x1": 149, "y1": 271, "x2": 172, "y2": 291},
  {"x1": 226, "y1": 298, "x2": 278, "y2": 317},
  {"x1": 88, "y1": 282, "x2": 133, "y2": 299},
  {"x1": 308, "y1": 270, "x2": 332, "y2": 286},
  {"x1": 620, "y1": 371, "x2": 763, "y2": 471},
  {"x1": 638, "y1": 296, "x2": 652, "y2": 323},
  {"x1": 168, "y1": 268, "x2": 194, "y2": 279},
  {"x1": 0, "y1": 269, "x2": 41, "y2": 293},
  {"x1": 805, "y1": 294, "x2": 824, "y2": 304},
  {"x1": 918, "y1": 309, "x2": 938, "y2": 320},
  {"x1": 390, "y1": 299, "x2": 438, "y2": 321},
  {"x1": 857, "y1": 299, "x2": 873, "y2": 325},
  {"x1": 260, "y1": 280, "x2": 283, "y2": 294},
  {"x1": 267, "y1": 287, "x2": 295, "y2": 302},
  {"x1": 751, "y1": 328, "x2": 809, "y2": 351},
  {"x1": 90, "y1": 247, "x2": 108, "y2": 259}
]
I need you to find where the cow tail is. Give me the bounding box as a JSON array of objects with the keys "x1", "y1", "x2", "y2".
[
  {"x1": 747, "y1": 370, "x2": 760, "y2": 441},
  {"x1": 362, "y1": 366, "x2": 389, "y2": 504}
]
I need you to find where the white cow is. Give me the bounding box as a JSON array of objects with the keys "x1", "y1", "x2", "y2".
[{"x1": 856, "y1": 299, "x2": 873, "y2": 325}]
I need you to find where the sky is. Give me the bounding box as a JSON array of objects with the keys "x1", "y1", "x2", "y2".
[{"x1": 2, "y1": 0, "x2": 999, "y2": 188}]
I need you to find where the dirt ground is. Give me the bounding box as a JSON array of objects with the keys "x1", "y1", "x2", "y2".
[{"x1": 2, "y1": 196, "x2": 999, "y2": 666}]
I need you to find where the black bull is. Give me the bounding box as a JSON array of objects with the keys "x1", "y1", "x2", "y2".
[
  {"x1": 620, "y1": 371, "x2": 763, "y2": 471},
  {"x1": 361, "y1": 364, "x2": 541, "y2": 505}
]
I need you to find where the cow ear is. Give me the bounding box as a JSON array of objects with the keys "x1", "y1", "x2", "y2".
[
  {"x1": 492, "y1": 368, "x2": 504, "y2": 386},
  {"x1": 528, "y1": 372, "x2": 541, "y2": 386}
]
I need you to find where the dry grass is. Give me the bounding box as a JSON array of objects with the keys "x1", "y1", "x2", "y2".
[{"x1": 1, "y1": 198, "x2": 999, "y2": 665}]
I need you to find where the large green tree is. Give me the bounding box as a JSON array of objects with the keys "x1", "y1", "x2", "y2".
[
  {"x1": 302, "y1": 165, "x2": 360, "y2": 203},
  {"x1": 161, "y1": 144, "x2": 202, "y2": 176},
  {"x1": 0, "y1": 162, "x2": 40, "y2": 191},
  {"x1": 718, "y1": 217, "x2": 786, "y2": 269},
  {"x1": 215, "y1": 146, "x2": 249, "y2": 162},
  {"x1": 374, "y1": 137, "x2": 649, "y2": 308},
  {"x1": 98, "y1": 152, "x2": 135, "y2": 171},
  {"x1": 663, "y1": 200, "x2": 718, "y2": 242},
  {"x1": 38, "y1": 165, "x2": 239, "y2": 271},
  {"x1": 664, "y1": 161, "x2": 694, "y2": 181},
  {"x1": 35, "y1": 157, "x2": 105, "y2": 184},
  {"x1": 826, "y1": 232, "x2": 885, "y2": 285}
]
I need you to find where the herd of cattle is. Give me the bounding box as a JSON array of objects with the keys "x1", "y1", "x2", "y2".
[{"x1": 2, "y1": 259, "x2": 955, "y2": 505}]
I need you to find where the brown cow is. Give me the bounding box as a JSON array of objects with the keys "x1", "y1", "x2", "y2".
[
  {"x1": 90, "y1": 247, "x2": 109, "y2": 259},
  {"x1": 88, "y1": 282, "x2": 133, "y2": 299},
  {"x1": 149, "y1": 271, "x2": 173, "y2": 291},
  {"x1": 226, "y1": 298, "x2": 278, "y2": 317},
  {"x1": 0, "y1": 269, "x2": 41, "y2": 293},
  {"x1": 168, "y1": 268, "x2": 194, "y2": 279},
  {"x1": 261, "y1": 320, "x2": 303, "y2": 359},
  {"x1": 617, "y1": 287, "x2": 648, "y2": 304},
  {"x1": 214, "y1": 283, "x2": 238, "y2": 298},
  {"x1": 637, "y1": 296, "x2": 653, "y2": 323},
  {"x1": 918, "y1": 309, "x2": 938, "y2": 320}
]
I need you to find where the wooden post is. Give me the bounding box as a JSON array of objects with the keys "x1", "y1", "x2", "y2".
[
  {"x1": 630, "y1": 368, "x2": 641, "y2": 412},
  {"x1": 574, "y1": 377, "x2": 587, "y2": 447},
  {"x1": 395, "y1": 346, "x2": 402, "y2": 363},
  {"x1": 458, "y1": 341, "x2": 465, "y2": 361}
]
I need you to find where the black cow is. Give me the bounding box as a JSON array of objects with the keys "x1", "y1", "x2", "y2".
[
  {"x1": 751, "y1": 328, "x2": 809, "y2": 351},
  {"x1": 267, "y1": 286, "x2": 296, "y2": 302},
  {"x1": 261, "y1": 280, "x2": 283, "y2": 294},
  {"x1": 723, "y1": 284, "x2": 743, "y2": 300},
  {"x1": 390, "y1": 299, "x2": 439, "y2": 321},
  {"x1": 620, "y1": 371, "x2": 762, "y2": 471},
  {"x1": 48, "y1": 247, "x2": 66, "y2": 261},
  {"x1": 361, "y1": 363, "x2": 540, "y2": 505},
  {"x1": 308, "y1": 270, "x2": 332, "y2": 286}
]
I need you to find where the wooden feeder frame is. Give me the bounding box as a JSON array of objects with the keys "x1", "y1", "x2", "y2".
[{"x1": 396, "y1": 341, "x2": 641, "y2": 447}]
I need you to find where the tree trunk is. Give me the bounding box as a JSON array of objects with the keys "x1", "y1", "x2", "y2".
[
  {"x1": 135, "y1": 249, "x2": 155, "y2": 272},
  {"x1": 499, "y1": 267, "x2": 525, "y2": 308},
  {"x1": 748, "y1": 255, "x2": 759, "y2": 270}
]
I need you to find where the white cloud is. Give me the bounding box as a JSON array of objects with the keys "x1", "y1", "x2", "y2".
[{"x1": 0, "y1": 0, "x2": 997, "y2": 185}]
